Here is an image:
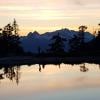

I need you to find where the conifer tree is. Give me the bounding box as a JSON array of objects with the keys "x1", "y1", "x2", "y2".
[
  {"x1": 69, "y1": 25, "x2": 87, "y2": 53},
  {"x1": 78, "y1": 25, "x2": 87, "y2": 44},
  {"x1": 48, "y1": 33, "x2": 66, "y2": 56},
  {"x1": 69, "y1": 34, "x2": 81, "y2": 52},
  {"x1": 0, "y1": 20, "x2": 23, "y2": 57},
  {"x1": 12, "y1": 19, "x2": 19, "y2": 35}
]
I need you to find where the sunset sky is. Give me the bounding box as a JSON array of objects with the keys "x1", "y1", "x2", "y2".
[{"x1": 0, "y1": 0, "x2": 100, "y2": 35}]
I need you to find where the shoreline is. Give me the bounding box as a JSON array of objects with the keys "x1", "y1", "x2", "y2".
[{"x1": 0, "y1": 56, "x2": 100, "y2": 66}]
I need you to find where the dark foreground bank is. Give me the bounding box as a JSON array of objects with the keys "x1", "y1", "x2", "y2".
[{"x1": 0, "y1": 56, "x2": 100, "y2": 66}]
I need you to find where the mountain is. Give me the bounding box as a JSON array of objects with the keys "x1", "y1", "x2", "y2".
[
  {"x1": 20, "y1": 28, "x2": 95, "y2": 54},
  {"x1": 20, "y1": 31, "x2": 49, "y2": 53}
]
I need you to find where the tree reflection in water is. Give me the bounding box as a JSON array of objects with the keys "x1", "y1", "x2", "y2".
[
  {"x1": 0, "y1": 74, "x2": 4, "y2": 80},
  {"x1": 99, "y1": 64, "x2": 100, "y2": 70},
  {"x1": 1, "y1": 63, "x2": 100, "y2": 84},
  {"x1": 38, "y1": 64, "x2": 61, "y2": 72},
  {"x1": 80, "y1": 63, "x2": 89, "y2": 72},
  {"x1": 0, "y1": 65, "x2": 21, "y2": 85},
  {"x1": 39, "y1": 64, "x2": 46, "y2": 72}
]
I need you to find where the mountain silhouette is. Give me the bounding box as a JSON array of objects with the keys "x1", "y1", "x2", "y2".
[{"x1": 20, "y1": 28, "x2": 94, "y2": 54}]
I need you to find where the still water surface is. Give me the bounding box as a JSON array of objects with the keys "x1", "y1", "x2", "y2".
[{"x1": 0, "y1": 63, "x2": 100, "y2": 100}]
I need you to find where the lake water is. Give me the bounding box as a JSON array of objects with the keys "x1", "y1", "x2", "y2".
[{"x1": 0, "y1": 63, "x2": 100, "y2": 100}]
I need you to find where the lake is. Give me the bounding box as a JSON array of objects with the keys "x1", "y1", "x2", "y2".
[{"x1": 0, "y1": 63, "x2": 100, "y2": 100}]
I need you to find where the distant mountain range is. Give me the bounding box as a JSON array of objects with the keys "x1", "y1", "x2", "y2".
[{"x1": 20, "y1": 28, "x2": 95, "y2": 53}]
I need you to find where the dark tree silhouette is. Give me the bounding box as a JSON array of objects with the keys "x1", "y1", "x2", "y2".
[
  {"x1": 69, "y1": 26, "x2": 88, "y2": 55},
  {"x1": 0, "y1": 20, "x2": 24, "y2": 57},
  {"x1": 69, "y1": 34, "x2": 81, "y2": 52},
  {"x1": 98, "y1": 23, "x2": 100, "y2": 34},
  {"x1": 48, "y1": 33, "x2": 66, "y2": 56},
  {"x1": 78, "y1": 25, "x2": 87, "y2": 45},
  {"x1": 93, "y1": 30, "x2": 100, "y2": 55},
  {"x1": 79, "y1": 25, "x2": 87, "y2": 32},
  {"x1": 86, "y1": 24, "x2": 100, "y2": 56},
  {"x1": 12, "y1": 18, "x2": 19, "y2": 35}
]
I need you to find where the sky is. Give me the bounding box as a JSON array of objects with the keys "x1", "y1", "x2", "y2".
[{"x1": 0, "y1": 0, "x2": 100, "y2": 35}]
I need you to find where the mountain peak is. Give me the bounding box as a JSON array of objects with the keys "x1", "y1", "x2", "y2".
[
  {"x1": 27, "y1": 31, "x2": 40, "y2": 38},
  {"x1": 20, "y1": 28, "x2": 95, "y2": 53}
]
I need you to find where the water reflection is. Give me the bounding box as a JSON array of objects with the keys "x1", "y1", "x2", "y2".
[
  {"x1": 39, "y1": 64, "x2": 46, "y2": 72},
  {"x1": 0, "y1": 66, "x2": 20, "y2": 84},
  {"x1": 0, "y1": 63, "x2": 100, "y2": 85},
  {"x1": 0, "y1": 63, "x2": 100, "y2": 100},
  {"x1": 38, "y1": 64, "x2": 62, "y2": 72},
  {"x1": 0, "y1": 73, "x2": 4, "y2": 80},
  {"x1": 97, "y1": 64, "x2": 100, "y2": 69},
  {"x1": 38, "y1": 63, "x2": 90, "y2": 72},
  {"x1": 80, "y1": 63, "x2": 89, "y2": 72}
]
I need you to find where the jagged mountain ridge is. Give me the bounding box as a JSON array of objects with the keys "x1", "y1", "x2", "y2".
[{"x1": 20, "y1": 28, "x2": 95, "y2": 53}]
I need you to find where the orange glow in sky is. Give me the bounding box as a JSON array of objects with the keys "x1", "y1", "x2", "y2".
[{"x1": 0, "y1": 0, "x2": 100, "y2": 35}]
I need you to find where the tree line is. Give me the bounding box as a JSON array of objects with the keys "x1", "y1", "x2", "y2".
[
  {"x1": 0, "y1": 19, "x2": 24, "y2": 57},
  {"x1": 0, "y1": 19, "x2": 100, "y2": 57},
  {"x1": 39, "y1": 25, "x2": 100, "y2": 57}
]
